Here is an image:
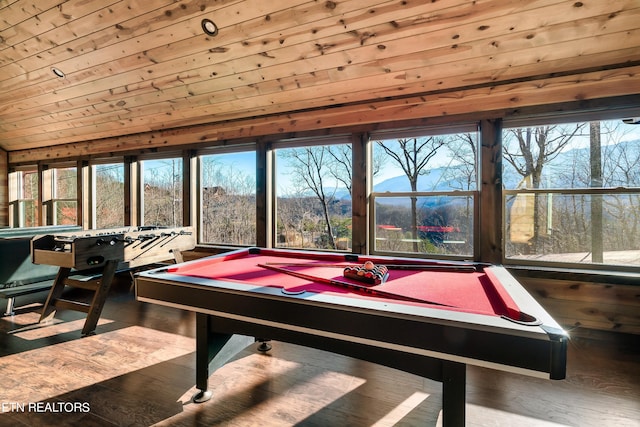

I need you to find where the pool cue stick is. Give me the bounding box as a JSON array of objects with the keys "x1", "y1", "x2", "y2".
[
  {"x1": 257, "y1": 263, "x2": 454, "y2": 307},
  {"x1": 263, "y1": 262, "x2": 476, "y2": 272}
]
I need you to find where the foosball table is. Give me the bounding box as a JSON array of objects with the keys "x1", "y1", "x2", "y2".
[{"x1": 32, "y1": 226, "x2": 195, "y2": 335}]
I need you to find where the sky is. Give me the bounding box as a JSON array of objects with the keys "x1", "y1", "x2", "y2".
[{"x1": 103, "y1": 118, "x2": 640, "y2": 190}]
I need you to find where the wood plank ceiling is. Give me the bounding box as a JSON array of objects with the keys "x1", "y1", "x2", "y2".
[{"x1": 1, "y1": 0, "x2": 639, "y2": 164}]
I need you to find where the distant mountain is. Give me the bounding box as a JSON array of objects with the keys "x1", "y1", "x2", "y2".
[
  {"x1": 327, "y1": 167, "x2": 455, "y2": 202},
  {"x1": 331, "y1": 136, "x2": 640, "y2": 199},
  {"x1": 373, "y1": 167, "x2": 461, "y2": 193},
  {"x1": 372, "y1": 137, "x2": 640, "y2": 192}
]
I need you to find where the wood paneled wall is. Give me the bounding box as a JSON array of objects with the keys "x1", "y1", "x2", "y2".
[
  {"x1": 0, "y1": 149, "x2": 7, "y2": 226},
  {"x1": 514, "y1": 272, "x2": 640, "y2": 336}
]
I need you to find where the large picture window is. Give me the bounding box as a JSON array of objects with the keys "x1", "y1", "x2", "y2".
[
  {"x1": 5, "y1": 111, "x2": 638, "y2": 274},
  {"x1": 370, "y1": 126, "x2": 478, "y2": 257},
  {"x1": 274, "y1": 138, "x2": 353, "y2": 251},
  {"x1": 8, "y1": 169, "x2": 39, "y2": 227},
  {"x1": 141, "y1": 157, "x2": 183, "y2": 227},
  {"x1": 503, "y1": 119, "x2": 640, "y2": 267},
  {"x1": 47, "y1": 166, "x2": 77, "y2": 226},
  {"x1": 200, "y1": 150, "x2": 256, "y2": 246},
  {"x1": 93, "y1": 162, "x2": 125, "y2": 229}
]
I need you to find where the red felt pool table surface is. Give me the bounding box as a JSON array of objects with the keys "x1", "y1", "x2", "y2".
[{"x1": 165, "y1": 248, "x2": 524, "y2": 321}]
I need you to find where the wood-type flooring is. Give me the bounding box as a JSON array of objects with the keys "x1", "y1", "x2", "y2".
[{"x1": 0, "y1": 281, "x2": 638, "y2": 426}]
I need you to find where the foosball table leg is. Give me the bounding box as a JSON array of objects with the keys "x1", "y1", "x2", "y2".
[
  {"x1": 171, "y1": 249, "x2": 184, "y2": 264},
  {"x1": 81, "y1": 259, "x2": 119, "y2": 336},
  {"x1": 39, "y1": 267, "x2": 72, "y2": 323}
]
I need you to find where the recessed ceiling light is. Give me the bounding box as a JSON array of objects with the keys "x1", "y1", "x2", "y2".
[
  {"x1": 201, "y1": 18, "x2": 218, "y2": 36},
  {"x1": 52, "y1": 67, "x2": 65, "y2": 78}
]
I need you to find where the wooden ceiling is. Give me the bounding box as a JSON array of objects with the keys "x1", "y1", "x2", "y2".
[{"x1": 1, "y1": 0, "x2": 640, "y2": 164}]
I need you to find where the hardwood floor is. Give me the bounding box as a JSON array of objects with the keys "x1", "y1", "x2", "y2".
[{"x1": 0, "y1": 281, "x2": 638, "y2": 427}]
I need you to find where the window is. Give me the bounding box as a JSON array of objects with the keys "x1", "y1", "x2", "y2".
[
  {"x1": 93, "y1": 162, "x2": 125, "y2": 229},
  {"x1": 200, "y1": 150, "x2": 256, "y2": 246},
  {"x1": 141, "y1": 157, "x2": 183, "y2": 227},
  {"x1": 503, "y1": 119, "x2": 640, "y2": 268},
  {"x1": 46, "y1": 166, "x2": 77, "y2": 226},
  {"x1": 274, "y1": 138, "x2": 352, "y2": 251},
  {"x1": 8, "y1": 169, "x2": 39, "y2": 227},
  {"x1": 370, "y1": 126, "x2": 478, "y2": 257}
]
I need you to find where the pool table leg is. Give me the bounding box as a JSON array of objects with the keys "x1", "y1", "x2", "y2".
[
  {"x1": 192, "y1": 313, "x2": 255, "y2": 403},
  {"x1": 193, "y1": 312, "x2": 214, "y2": 402},
  {"x1": 442, "y1": 361, "x2": 466, "y2": 427}
]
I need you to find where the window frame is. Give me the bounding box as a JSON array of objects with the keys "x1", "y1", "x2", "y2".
[
  {"x1": 43, "y1": 163, "x2": 78, "y2": 226},
  {"x1": 8, "y1": 167, "x2": 39, "y2": 228},
  {"x1": 271, "y1": 134, "x2": 354, "y2": 251},
  {"x1": 197, "y1": 143, "x2": 258, "y2": 247},
  {"x1": 501, "y1": 113, "x2": 640, "y2": 272},
  {"x1": 368, "y1": 124, "x2": 480, "y2": 260},
  {"x1": 90, "y1": 158, "x2": 125, "y2": 229},
  {"x1": 139, "y1": 153, "x2": 185, "y2": 228}
]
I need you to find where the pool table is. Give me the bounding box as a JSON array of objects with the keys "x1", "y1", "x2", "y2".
[{"x1": 135, "y1": 247, "x2": 568, "y2": 426}]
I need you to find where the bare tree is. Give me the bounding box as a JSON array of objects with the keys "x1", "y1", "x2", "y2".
[
  {"x1": 601, "y1": 121, "x2": 640, "y2": 186},
  {"x1": 54, "y1": 167, "x2": 78, "y2": 225},
  {"x1": 143, "y1": 159, "x2": 183, "y2": 227},
  {"x1": 504, "y1": 125, "x2": 585, "y2": 188},
  {"x1": 281, "y1": 146, "x2": 342, "y2": 249},
  {"x1": 95, "y1": 164, "x2": 124, "y2": 228},
  {"x1": 325, "y1": 143, "x2": 387, "y2": 194},
  {"x1": 201, "y1": 157, "x2": 256, "y2": 245},
  {"x1": 326, "y1": 145, "x2": 352, "y2": 194},
  {"x1": 443, "y1": 133, "x2": 477, "y2": 191},
  {"x1": 522, "y1": 121, "x2": 640, "y2": 259},
  {"x1": 601, "y1": 123, "x2": 640, "y2": 254},
  {"x1": 19, "y1": 170, "x2": 39, "y2": 227},
  {"x1": 504, "y1": 124, "x2": 585, "y2": 252},
  {"x1": 376, "y1": 137, "x2": 446, "y2": 251}
]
